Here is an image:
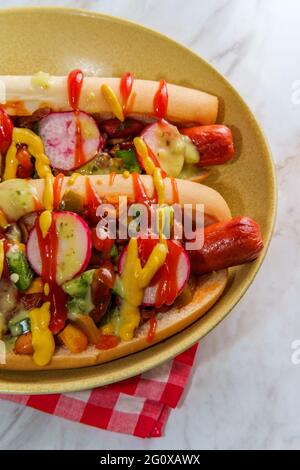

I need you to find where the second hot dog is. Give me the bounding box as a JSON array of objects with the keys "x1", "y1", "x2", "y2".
[{"x1": 187, "y1": 216, "x2": 264, "y2": 274}]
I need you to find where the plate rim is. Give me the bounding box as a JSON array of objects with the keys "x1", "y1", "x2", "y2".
[{"x1": 0, "y1": 6, "x2": 277, "y2": 394}]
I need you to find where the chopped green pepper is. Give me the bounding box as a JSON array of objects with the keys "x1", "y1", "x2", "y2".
[
  {"x1": 115, "y1": 149, "x2": 141, "y2": 174},
  {"x1": 63, "y1": 269, "x2": 95, "y2": 320},
  {"x1": 9, "y1": 317, "x2": 31, "y2": 337},
  {"x1": 109, "y1": 244, "x2": 119, "y2": 260},
  {"x1": 6, "y1": 245, "x2": 34, "y2": 292}
]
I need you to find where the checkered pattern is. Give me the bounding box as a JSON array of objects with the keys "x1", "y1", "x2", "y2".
[{"x1": 0, "y1": 344, "x2": 198, "y2": 438}]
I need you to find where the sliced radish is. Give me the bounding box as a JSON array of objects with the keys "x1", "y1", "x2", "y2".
[
  {"x1": 141, "y1": 120, "x2": 195, "y2": 177},
  {"x1": 119, "y1": 237, "x2": 190, "y2": 307},
  {"x1": 39, "y1": 111, "x2": 101, "y2": 171},
  {"x1": 27, "y1": 211, "x2": 92, "y2": 285}
]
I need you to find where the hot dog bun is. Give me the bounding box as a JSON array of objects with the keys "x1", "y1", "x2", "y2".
[
  {"x1": 0, "y1": 174, "x2": 232, "y2": 223},
  {"x1": 0, "y1": 175, "x2": 231, "y2": 370},
  {"x1": 0, "y1": 76, "x2": 218, "y2": 125},
  {"x1": 2, "y1": 270, "x2": 227, "y2": 370}
]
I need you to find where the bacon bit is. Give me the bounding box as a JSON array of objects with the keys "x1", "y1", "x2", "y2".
[{"x1": 20, "y1": 293, "x2": 44, "y2": 311}]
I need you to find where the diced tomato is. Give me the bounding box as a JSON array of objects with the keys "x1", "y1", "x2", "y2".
[
  {"x1": 16, "y1": 145, "x2": 33, "y2": 169},
  {"x1": 91, "y1": 227, "x2": 115, "y2": 255},
  {"x1": 16, "y1": 145, "x2": 33, "y2": 178},
  {"x1": 0, "y1": 107, "x2": 13, "y2": 155},
  {"x1": 95, "y1": 334, "x2": 120, "y2": 350}
]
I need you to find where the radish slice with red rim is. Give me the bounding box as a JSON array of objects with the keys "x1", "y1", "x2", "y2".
[
  {"x1": 141, "y1": 120, "x2": 184, "y2": 177},
  {"x1": 39, "y1": 111, "x2": 102, "y2": 171},
  {"x1": 27, "y1": 211, "x2": 92, "y2": 285},
  {"x1": 118, "y1": 237, "x2": 190, "y2": 307}
]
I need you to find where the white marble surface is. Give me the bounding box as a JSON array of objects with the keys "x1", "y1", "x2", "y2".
[{"x1": 0, "y1": 0, "x2": 299, "y2": 450}]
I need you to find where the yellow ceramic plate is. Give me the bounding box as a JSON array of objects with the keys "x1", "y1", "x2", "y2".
[{"x1": 0, "y1": 7, "x2": 276, "y2": 394}]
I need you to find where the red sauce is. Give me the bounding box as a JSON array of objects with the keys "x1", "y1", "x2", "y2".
[
  {"x1": 109, "y1": 172, "x2": 116, "y2": 186},
  {"x1": 171, "y1": 177, "x2": 179, "y2": 204},
  {"x1": 95, "y1": 334, "x2": 120, "y2": 350},
  {"x1": 120, "y1": 72, "x2": 134, "y2": 114},
  {"x1": 153, "y1": 79, "x2": 168, "y2": 119},
  {"x1": 3, "y1": 100, "x2": 30, "y2": 116},
  {"x1": 145, "y1": 142, "x2": 165, "y2": 171},
  {"x1": 35, "y1": 214, "x2": 67, "y2": 334},
  {"x1": 33, "y1": 196, "x2": 43, "y2": 213},
  {"x1": 1, "y1": 238, "x2": 12, "y2": 280},
  {"x1": 84, "y1": 177, "x2": 102, "y2": 225},
  {"x1": 67, "y1": 69, "x2": 85, "y2": 168},
  {"x1": 0, "y1": 106, "x2": 13, "y2": 155},
  {"x1": 147, "y1": 315, "x2": 157, "y2": 343},
  {"x1": 132, "y1": 172, "x2": 157, "y2": 207},
  {"x1": 138, "y1": 237, "x2": 181, "y2": 307},
  {"x1": 53, "y1": 173, "x2": 64, "y2": 210},
  {"x1": 155, "y1": 242, "x2": 181, "y2": 306},
  {"x1": 68, "y1": 69, "x2": 83, "y2": 109}
]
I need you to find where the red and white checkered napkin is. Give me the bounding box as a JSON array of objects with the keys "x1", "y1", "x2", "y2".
[{"x1": 0, "y1": 344, "x2": 198, "y2": 438}]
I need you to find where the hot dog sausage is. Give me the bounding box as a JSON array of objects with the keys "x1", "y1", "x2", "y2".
[
  {"x1": 0, "y1": 76, "x2": 218, "y2": 125},
  {"x1": 187, "y1": 216, "x2": 263, "y2": 274},
  {"x1": 180, "y1": 125, "x2": 234, "y2": 166}
]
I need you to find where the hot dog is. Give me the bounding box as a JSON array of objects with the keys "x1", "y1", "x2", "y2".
[
  {"x1": 0, "y1": 71, "x2": 234, "y2": 183},
  {"x1": 0, "y1": 75, "x2": 218, "y2": 124},
  {"x1": 0, "y1": 71, "x2": 263, "y2": 372},
  {"x1": 180, "y1": 125, "x2": 234, "y2": 166},
  {"x1": 0, "y1": 170, "x2": 264, "y2": 371},
  {"x1": 0, "y1": 175, "x2": 232, "y2": 223},
  {"x1": 187, "y1": 217, "x2": 264, "y2": 274}
]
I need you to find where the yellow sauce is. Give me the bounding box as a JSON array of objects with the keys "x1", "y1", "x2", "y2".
[
  {"x1": 29, "y1": 301, "x2": 55, "y2": 366},
  {"x1": 67, "y1": 172, "x2": 81, "y2": 186},
  {"x1": 101, "y1": 84, "x2": 125, "y2": 122},
  {"x1": 133, "y1": 137, "x2": 165, "y2": 205},
  {"x1": 134, "y1": 137, "x2": 155, "y2": 174},
  {"x1": 44, "y1": 282, "x2": 50, "y2": 296},
  {"x1": 14, "y1": 128, "x2": 51, "y2": 177},
  {"x1": 116, "y1": 237, "x2": 167, "y2": 341},
  {"x1": 153, "y1": 167, "x2": 165, "y2": 206},
  {"x1": 137, "y1": 242, "x2": 168, "y2": 288},
  {"x1": 4, "y1": 128, "x2": 52, "y2": 182},
  {"x1": 122, "y1": 170, "x2": 130, "y2": 179},
  {"x1": 110, "y1": 138, "x2": 170, "y2": 341},
  {"x1": 25, "y1": 277, "x2": 44, "y2": 294},
  {"x1": 0, "y1": 210, "x2": 9, "y2": 229},
  {"x1": 39, "y1": 210, "x2": 52, "y2": 238},
  {"x1": 101, "y1": 322, "x2": 114, "y2": 335},
  {"x1": 3, "y1": 142, "x2": 18, "y2": 180},
  {"x1": 31, "y1": 71, "x2": 50, "y2": 90},
  {"x1": 0, "y1": 240, "x2": 4, "y2": 280},
  {"x1": 43, "y1": 174, "x2": 54, "y2": 212}
]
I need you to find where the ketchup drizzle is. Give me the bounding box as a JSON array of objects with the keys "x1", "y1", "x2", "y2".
[
  {"x1": 153, "y1": 79, "x2": 168, "y2": 119},
  {"x1": 138, "y1": 237, "x2": 181, "y2": 307},
  {"x1": 35, "y1": 215, "x2": 67, "y2": 334},
  {"x1": 132, "y1": 172, "x2": 158, "y2": 207},
  {"x1": 171, "y1": 177, "x2": 179, "y2": 204},
  {"x1": 53, "y1": 173, "x2": 64, "y2": 210},
  {"x1": 84, "y1": 177, "x2": 102, "y2": 225},
  {"x1": 120, "y1": 72, "x2": 134, "y2": 114},
  {"x1": 147, "y1": 315, "x2": 157, "y2": 343},
  {"x1": 67, "y1": 69, "x2": 85, "y2": 168},
  {"x1": 109, "y1": 172, "x2": 116, "y2": 186}
]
